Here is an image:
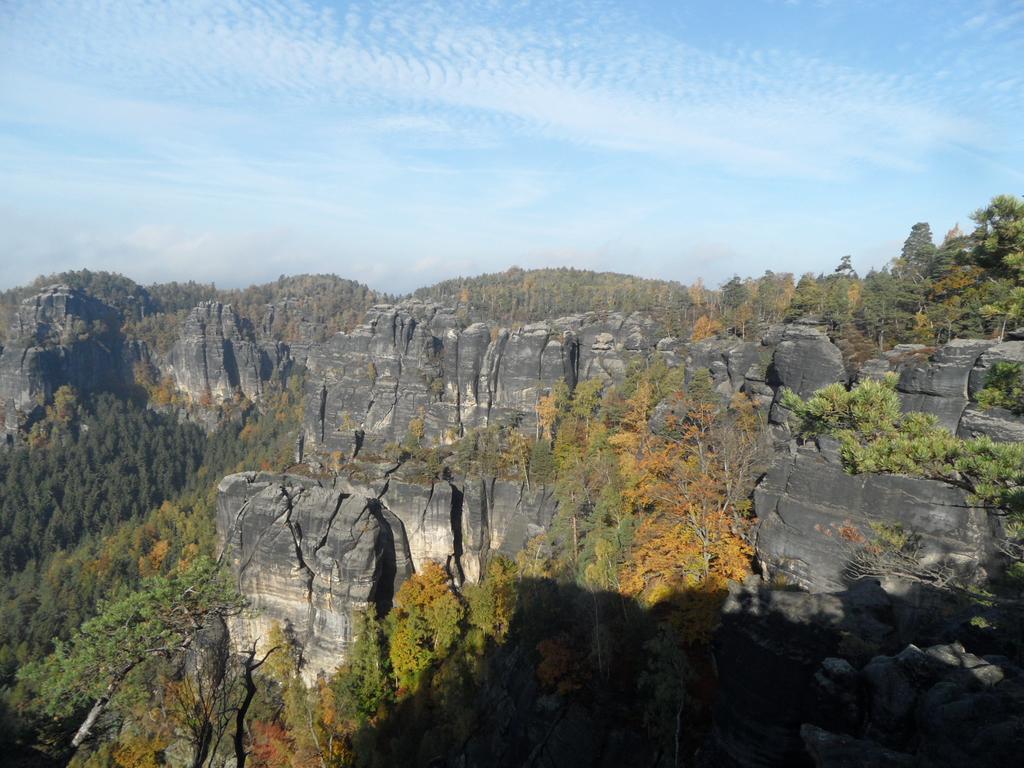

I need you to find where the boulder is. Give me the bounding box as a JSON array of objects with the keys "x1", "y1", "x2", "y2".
[
  {"x1": 957, "y1": 405, "x2": 1024, "y2": 443},
  {"x1": 897, "y1": 339, "x2": 993, "y2": 431},
  {"x1": 801, "y1": 644, "x2": 1024, "y2": 768},
  {"x1": 767, "y1": 326, "x2": 847, "y2": 399}
]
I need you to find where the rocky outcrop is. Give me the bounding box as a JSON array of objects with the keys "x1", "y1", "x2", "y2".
[
  {"x1": 216, "y1": 472, "x2": 415, "y2": 678},
  {"x1": 685, "y1": 337, "x2": 768, "y2": 399},
  {"x1": 708, "y1": 578, "x2": 1024, "y2": 768},
  {"x1": 967, "y1": 340, "x2": 1024, "y2": 397},
  {"x1": 753, "y1": 442, "x2": 995, "y2": 593},
  {"x1": 706, "y1": 579, "x2": 898, "y2": 768},
  {"x1": 0, "y1": 285, "x2": 143, "y2": 433},
  {"x1": 166, "y1": 302, "x2": 290, "y2": 402},
  {"x1": 304, "y1": 302, "x2": 661, "y2": 456},
  {"x1": 732, "y1": 332, "x2": 1023, "y2": 767},
  {"x1": 957, "y1": 405, "x2": 1024, "y2": 442},
  {"x1": 801, "y1": 643, "x2": 1024, "y2": 768},
  {"x1": 896, "y1": 339, "x2": 993, "y2": 432},
  {"x1": 216, "y1": 469, "x2": 557, "y2": 677},
  {"x1": 768, "y1": 325, "x2": 848, "y2": 399},
  {"x1": 459, "y1": 476, "x2": 557, "y2": 581}
]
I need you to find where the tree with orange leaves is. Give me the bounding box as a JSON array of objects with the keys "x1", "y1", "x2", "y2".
[
  {"x1": 690, "y1": 315, "x2": 722, "y2": 341},
  {"x1": 618, "y1": 384, "x2": 763, "y2": 619}
]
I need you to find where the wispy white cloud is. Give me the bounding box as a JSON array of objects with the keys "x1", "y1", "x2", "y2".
[
  {"x1": 0, "y1": 1, "x2": 1020, "y2": 291},
  {"x1": 0, "y1": 0, "x2": 999, "y2": 180}
]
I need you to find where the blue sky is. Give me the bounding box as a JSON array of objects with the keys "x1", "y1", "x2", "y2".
[{"x1": 1, "y1": 0, "x2": 1021, "y2": 293}]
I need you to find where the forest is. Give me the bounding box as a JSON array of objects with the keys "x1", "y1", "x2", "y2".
[{"x1": 0, "y1": 194, "x2": 1021, "y2": 767}]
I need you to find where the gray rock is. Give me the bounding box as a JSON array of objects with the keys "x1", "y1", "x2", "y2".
[
  {"x1": 0, "y1": 285, "x2": 141, "y2": 432},
  {"x1": 216, "y1": 472, "x2": 415, "y2": 679},
  {"x1": 711, "y1": 578, "x2": 1024, "y2": 768},
  {"x1": 897, "y1": 339, "x2": 993, "y2": 431},
  {"x1": 801, "y1": 643, "x2": 1024, "y2": 768},
  {"x1": 167, "y1": 301, "x2": 289, "y2": 403},
  {"x1": 706, "y1": 579, "x2": 897, "y2": 768},
  {"x1": 217, "y1": 466, "x2": 559, "y2": 677},
  {"x1": 967, "y1": 340, "x2": 1024, "y2": 398},
  {"x1": 304, "y1": 302, "x2": 661, "y2": 455},
  {"x1": 767, "y1": 326, "x2": 847, "y2": 400},
  {"x1": 956, "y1": 405, "x2": 1024, "y2": 442},
  {"x1": 754, "y1": 447, "x2": 993, "y2": 593},
  {"x1": 685, "y1": 337, "x2": 764, "y2": 397},
  {"x1": 855, "y1": 357, "x2": 893, "y2": 383}
]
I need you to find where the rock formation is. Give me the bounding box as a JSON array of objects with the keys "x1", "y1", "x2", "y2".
[
  {"x1": 0, "y1": 285, "x2": 143, "y2": 435},
  {"x1": 167, "y1": 301, "x2": 290, "y2": 403},
  {"x1": 753, "y1": 440, "x2": 996, "y2": 592},
  {"x1": 706, "y1": 579, "x2": 898, "y2": 767},
  {"x1": 216, "y1": 469, "x2": 557, "y2": 678},
  {"x1": 216, "y1": 472, "x2": 414, "y2": 678},
  {"x1": 303, "y1": 302, "x2": 661, "y2": 457},
  {"x1": 6, "y1": 281, "x2": 1022, "y2": 765},
  {"x1": 707, "y1": 579, "x2": 1024, "y2": 768},
  {"x1": 801, "y1": 643, "x2": 1024, "y2": 767}
]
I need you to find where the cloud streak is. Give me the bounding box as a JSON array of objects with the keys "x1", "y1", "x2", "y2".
[
  {"x1": 0, "y1": 0, "x2": 1004, "y2": 179},
  {"x1": 0, "y1": 1, "x2": 1020, "y2": 291}
]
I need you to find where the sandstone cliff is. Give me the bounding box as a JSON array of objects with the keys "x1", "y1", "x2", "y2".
[
  {"x1": 0, "y1": 285, "x2": 144, "y2": 435},
  {"x1": 166, "y1": 301, "x2": 291, "y2": 403},
  {"x1": 302, "y1": 301, "x2": 661, "y2": 457},
  {"x1": 215, "y1": 468, "x2": 557, "y2": 678}
]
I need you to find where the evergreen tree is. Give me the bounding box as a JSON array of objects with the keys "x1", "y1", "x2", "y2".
[{"x1": 895, "y1": 222, "x2": 937, "y2": 283}]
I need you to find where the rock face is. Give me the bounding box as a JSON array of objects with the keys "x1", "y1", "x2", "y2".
[
  {"x1": 167, "y1": 302, "x2": 290, "y2": 402},
  {"x1": 801, "y1": 643, "x2": 1024, "y2": 768},
  {"x1": 708, "y1": 580, "x2": 1024, "y2": 768},
  {"x1": 767, "y1": 325, "x2": 848, "y2": 400},
  {"x1": 216, "y1": 469, "x2": 557, "y2": 677},
  {"x1": 893, "y1": 338, "x2": 1024, "y2": 439},
  {"x1": 728, "y1": 333, "x2": 1024, "y2": 768},
  {"x1": 303, "y1": 302, "x2": 661, "y2": 456},
  {"x1": 0, "y1": 285, "x2": 142, "y2": 434},
  {"x1": 705, "y1": 579, "x2": 898, "y2": 768},
  {"x1": 896, "y1": 339, "x2": 993, "y2": 432},
  {"x1": 216, "y1": 472, "x2": 415, "y2": 678},
  {"x1": 753, "y1": 442, "x2": 996, "y2": 592}
]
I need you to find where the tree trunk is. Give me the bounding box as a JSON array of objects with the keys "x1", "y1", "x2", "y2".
[
  {"x1": 191, "y1": 721, "x2": 213, "y2": 768},
  {"x1": 674, "y1": 696, "x2": 685, "y2": 768},
  {"x1": 234, "y1": 644, "x2": 277, "y2": 768},
  {"x1": 233, "y1": 655, "x2": 258, "y2": 768},
  {"x1": 72, "y1": 695, "x2": 110, "y2": 749},
  {"x1": 72, "y1": 668, "x2": 131, "y2": 748}
]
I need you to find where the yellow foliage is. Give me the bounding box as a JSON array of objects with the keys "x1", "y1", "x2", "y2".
[
  {"x1": 690, "y1": 315, "x2": 722, "y2": 341},
  {"x1": 112, "y1": 734, "x2": 166, "y2": 768},
  {"x1": 138, "y1": 538, "x2": 171, "y2": 577}
]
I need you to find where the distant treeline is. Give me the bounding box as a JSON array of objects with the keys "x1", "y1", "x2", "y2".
[{"x1": 2, "y1": 194, "x2": 1022, "y2": 357}]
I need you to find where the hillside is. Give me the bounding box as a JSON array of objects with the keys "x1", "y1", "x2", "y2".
[{"x1": 413, "y1": 266, "x2": 695, "y2": 333}]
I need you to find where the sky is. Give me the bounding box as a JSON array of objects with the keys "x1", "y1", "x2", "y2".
[{"x1": 0, "y1": 0, "x2": 1022, "y2": 294}]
